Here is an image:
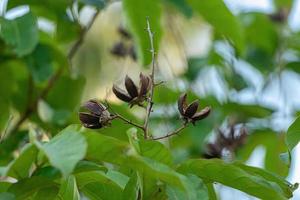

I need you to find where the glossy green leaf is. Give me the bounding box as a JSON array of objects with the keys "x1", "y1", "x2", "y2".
[
  {"x1": 123, "y1": 0, "x2": 162, "y2": 65},
  {"x1": 178, "y1": 159, "x2": 292, "y2": 200},
  {"x1": 122, "y1": 172, "x2": 139, "y2": 200},
  {"x1": 82, "y1": 128, "x2": 129, "y2": 165},
  {"x1": 56, "y1": 175, "x2": 80, "y2": 200},
  {"x1": 286, "y1": 116, "x2": 300, "y2": 151},
  {"x1": 76, "y1": 171, "x2": 123, "y2": 200},
  {"x1": 187, "y1": 0, "x2": 244, "y2": 52},
  {"x1": 139, "y1": 139, "x2": 173, "y2": 166},
  {"x1": 0, "y1": 12, "x2": 38, "y2": 56},
  {"x1": 166, "y1": 174, "x2": 209, "y2": 200},
  {"x1": 36, "y1": 125, "x2": 87, "y2": 177},
  {"x1": 127, "y1": 156, "x2": 198, "y2": 200}
]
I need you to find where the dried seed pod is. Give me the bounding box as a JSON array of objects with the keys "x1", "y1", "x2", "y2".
[
  {"x1": 79, "y1": 100, "x2": 113, "y2": 129},
  {"x1": 112, "y1": 74, "x2": 151, "y2": 107},
  {"x1": 125, "y1": 75, "x2": 139, "y2": 98},
  {"x1": 177, "y1": 93, "x2": 211, "y2": 124},
  {"x1": 139, "y1": 73, "x2": 150, "y2": 97},
  {"x1": 203, "y1": 125, "x2": 248, "y2": 159},
  {"x1": 184, "y1": 100, "x2": 199, "y2": 118},
  {"x1": 177, "y1": 93, "x2": 187, "y2": 116},
  {"x1": 118, "y1": 26, "x2": 132, "y2": 39},
  {"x1": 128, "y1": 45, "x2": 137, "y2": 61}
]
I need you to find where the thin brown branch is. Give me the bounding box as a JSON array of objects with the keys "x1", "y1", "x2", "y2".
[
  {"x1": 105, "y1": 100, "x2": 145, "y2": 131},
  {"x1": 152, "y1": 123, "x2": 188, "y2": 140},
  {"x1": 143, "y1": 17, "x2": 156, "y2": 139},
  {"x1": 114, "y1": 114, "x2": 145, "y2": 131},
  {"x1": 7, "y1": 11, "x2": 100, "y2": 138}
]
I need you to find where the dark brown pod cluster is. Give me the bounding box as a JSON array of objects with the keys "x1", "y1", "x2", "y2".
[
  {"x1": 79, "y1": 100, "x2": 113, "y2": 129},
  {"x1": 203, "y1": 125, "x2": 247, "y2": 159},
  {"x1": 113, "y1": 73, "x2": 151, "y2": 107},
  {"x1": 110, "y1": 26, "x2": 136, "y2": 61},
  {"x1": 177, "y1": 93, "x2": 211, "y2": 124}
]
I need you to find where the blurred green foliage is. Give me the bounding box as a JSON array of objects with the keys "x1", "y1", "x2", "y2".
[{"x1": 0, "y1": 0, "x2": 300, "y2": 199}]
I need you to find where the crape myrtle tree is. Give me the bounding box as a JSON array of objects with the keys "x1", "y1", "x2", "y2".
[{"x1": 0, "y1": 0, "x2": 300, "y2": 199}]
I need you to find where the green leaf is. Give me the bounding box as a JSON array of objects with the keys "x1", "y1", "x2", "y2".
[
  {"x1": 0, "y1": 182, "x2": 12, "y2": 193},
  {"x1": 36, "y1": 125, "x2": 87, "y2": 177},
  {"x1": 25, "y1": 44, "x2": 56, "y2": 84},
  {"x1": 223, "y1": 102, "x2": 273, "y2": 122},
  {"x1": 286, "y1": 61, "x2": 300, "y2": 74},
  {"x1": 32, "y1": 186, "x2": 59, "y2": 200},
  {"x1": 76, "y1": 171, "x2": 123, "y2": 200},
  {"x1": 234, "y1": 163, "x2": 298, "y2": 198},
  {"x1": 166, "y1": 0, "x2": 193, "y2": 17},
  {"x1": 8, "y1": 176, "x2": 58, "y2": 200},
  {"x1": 205, "y1": 182, "x2": 217, "y2": 200},
  {"x1": 127, "y1": 156, "x2": 198, "y2": 200},
  {"x1": 2, "y1": 144, "x2": 38, "y2": 179},
  {"x1": 0, "y1": 193, "x2": 15, "y2": 200},
  {"x1": 56, "y1": 175, "x2": 80, "y2": 200},
  {"x1": 237, "y1": 129, "x2": 288, "y2": 176},
  {"x1": 0, "y1": 12, "x2": 38, "y2": 56},
  {"x1": 122, "y1": 172, "x2": 139, "y2": 200},
  {"x1": 46, "y1": 76, "x2": 85, "y2": 111},
  {"x1": 166, "y1": 174, "x2": 209, "y2": 200},
  {"x1": 286, "y1": 116, "x2": 300, "y2": 151},
  {"x1": 187, "y1": 0, "x2": 244, "y2": 53},
  {"x1": 178, "y1": 159, "x2": 292, "y2": 200},
  {"x1": 123, "y1": 0, "x2": 162, "y2": 65},
  {"x1": 82, "y1": 128, "x2": 129, "y2": 165}
]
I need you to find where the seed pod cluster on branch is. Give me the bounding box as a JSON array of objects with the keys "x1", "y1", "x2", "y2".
[
  {"x1": 79, "y1": 100, "x2": 113, "y2": 129},
  {"x1": 110, "y1": 26, "x2": 137, "y2": 60},
  {"x1": 177, "y1": 93, "x2": 211, "y2": 125},
  {"x1": 79, "y1": 19, "x2": 211, "y2": 140},
  {"x1": 112, "y1": 73, "x2": 151, "y2": 107}
]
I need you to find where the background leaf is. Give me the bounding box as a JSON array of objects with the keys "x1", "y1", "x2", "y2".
[
  {"x1": 0, "y1": 12, "x2": 38, "y2": 56},
  {"x1": 123, "y1": 0, "x2": 162, "y2": 65}
]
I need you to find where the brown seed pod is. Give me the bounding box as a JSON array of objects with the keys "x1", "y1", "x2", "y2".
[
  {"x1": 203, "y1": 125, "x2": 248, "y2": 159},
  {"x1": 112, "y1": 73, "x2": 151, "y2": 107},
  {"x1": 79, "y1": 100, "x2": 113, "y2": 129},
  {"x1": 118, "y1": 26, "x2": 132, "y2": 39},
  {"x1": 110, "y1": 42, "x2": 127, "y2": 57},
  {"x1": 177, "y1": 93, "x2": 211, "y2": 124}
]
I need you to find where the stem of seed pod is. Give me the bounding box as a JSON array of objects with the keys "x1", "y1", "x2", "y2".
[
  {"x1": 114, "y1": 114, "x2": 145, "y2": 131},
  {"x1": 105, "y1": 100, "x2": 145, "y2": 131},
  {"x1": 152, "y1": 123, "x2": 188, "y2": 140},
  {"x1": 143, "y1": 17, "x2": 156, "y2": 139}
]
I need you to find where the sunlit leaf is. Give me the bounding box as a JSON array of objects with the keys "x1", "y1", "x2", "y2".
[{"x1": 36, "y1": 125, "x2": 87, "y2": 177}]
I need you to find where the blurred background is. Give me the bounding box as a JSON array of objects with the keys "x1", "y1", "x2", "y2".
[{"x1": 1, "y1": 0, "x2": 300, "y2": 199}]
